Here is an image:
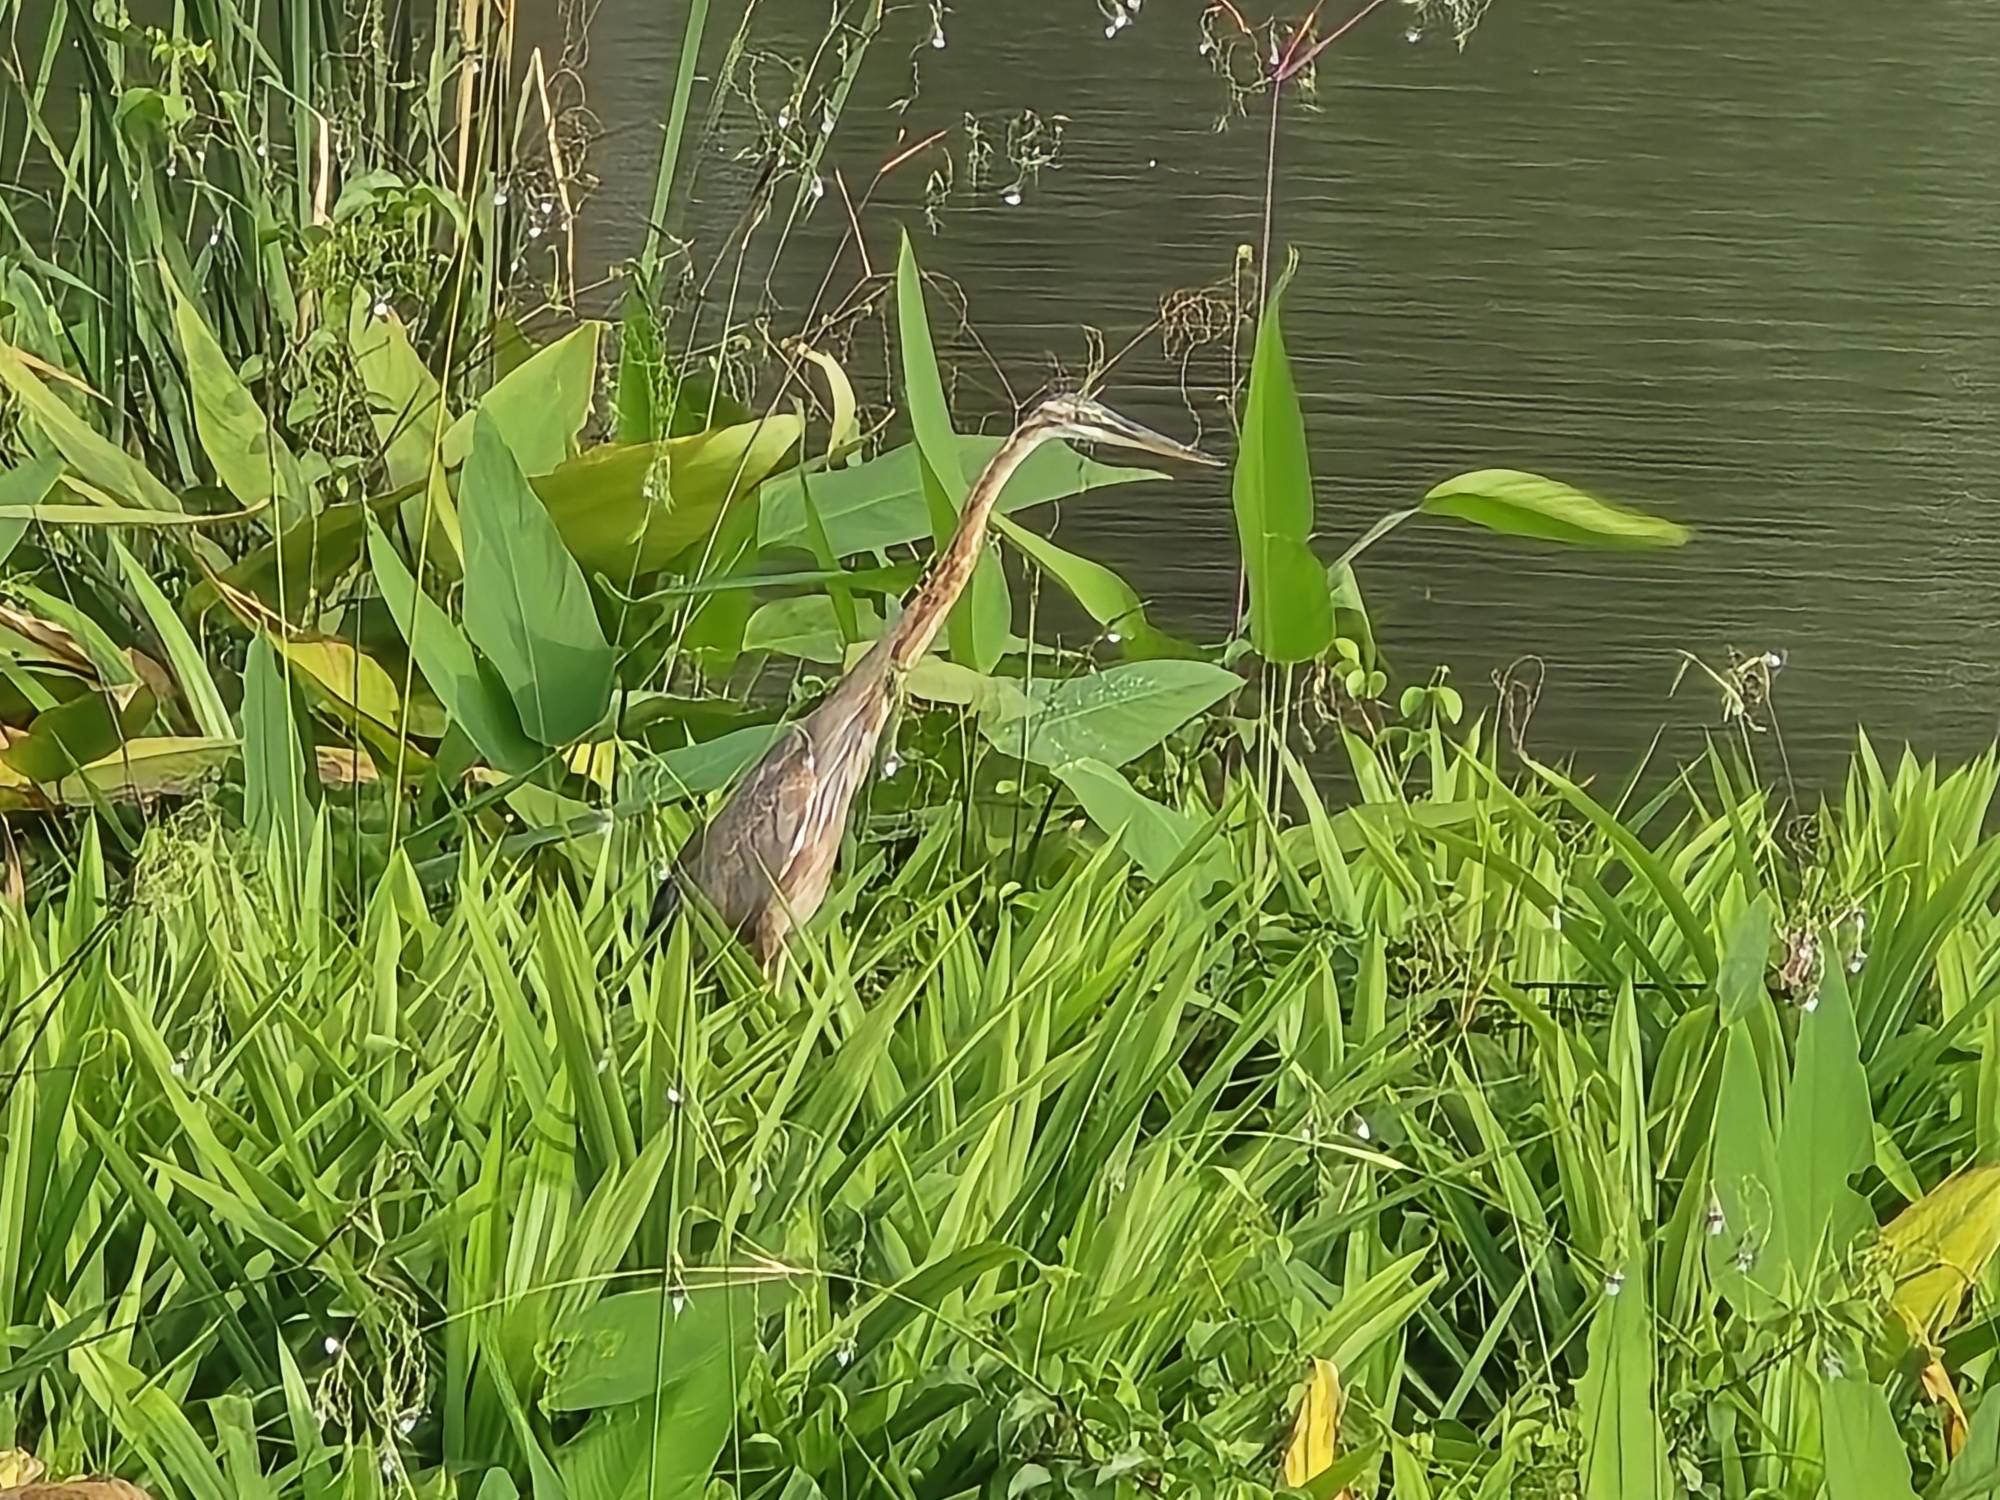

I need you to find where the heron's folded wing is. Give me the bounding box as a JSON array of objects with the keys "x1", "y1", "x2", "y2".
[{"x1": 679, "y1": 726, "x2": 818, "y2": 927}]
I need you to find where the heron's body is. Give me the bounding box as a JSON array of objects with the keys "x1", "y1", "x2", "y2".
[
  {"x1": 0, "y1": 1483, "x2": 154, "y2": 1500},
  {"x1": 652, "y1": 396, "x2": 1218, "y2": 969}
]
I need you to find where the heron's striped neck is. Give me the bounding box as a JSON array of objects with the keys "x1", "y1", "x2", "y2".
[{"x1": 886, "y1": 424, "x2": 1055, "y2": 671}]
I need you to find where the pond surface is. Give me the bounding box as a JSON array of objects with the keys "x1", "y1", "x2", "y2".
[{"x1": 486, "y1": 2, "x2": 2000, "y2": 783}]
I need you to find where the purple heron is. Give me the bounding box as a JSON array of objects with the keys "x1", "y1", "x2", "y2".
[{"x1": 649, "y1": 393, "x2": 1221, "y2": 969}]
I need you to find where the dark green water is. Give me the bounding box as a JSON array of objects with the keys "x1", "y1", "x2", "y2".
[
  {"x1": 529, "y1": 0, "x2": 2000, "y2": 783},
  {"x1": 0, "y1": 1, "x2": 1941, "y2": 789}
]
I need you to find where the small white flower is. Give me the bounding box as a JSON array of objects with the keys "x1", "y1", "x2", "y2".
[
  {"x1": 881, "y1": 754, "x2": 902, "y2": 778},
  {"x1": 372, "y1": 297, "x2": 391, "y2": 320},
  {"x1": 1733, "y1": 1245, "x2": 1757, "y2": 1272},
  {"x1": 495, "y1": 188, "x2": 509, "y2": 206},
  {"x1": 1802, "y1": 992, "x2": 1820, "y2": 1013},
  {"x1": 777, "y1": 108, "x2": 791, "y2": 130},
  {"x1": 323, "y1": 1335, "x2": 343, "y2": 1356},
  {"x1": 1603, "y1": 1270, "x2": 1625, "y2": 1297},
  {"x1": 667, "y1": 1086, "x2": 683, "y2": 1106},
  {"x1": 1820, "y1": 1352, "x2": 1844, "y2": 1379},
  {"x1": 671, "y1": 1289, "x2": 686, "y2": 1316},
  {"x1": 836, "y1": 1344, "x2": 852, "y2": 1367},
  {"x1": 1350, "y1": 1113, "x2": 1371, "y2": 1142},
  {"x1": 1764, "y1": 650, "x2": 1785, "y2": 670},
  {"x1": 595, "y1": 1054, "x2": 609, "y2": 1075},
  {"x1": 821, "y1": 104, "x2": 836, "y2": 135},
  {"x1": 931, "y1": 27, "x2": 946, "y2": 48},
  {"x1": 396, "y1": 1409, "x2": 420, "y2": 1435},
  {"x1": 1847, "y1": 951, "x2": 1866, "y2": 973},
  {"x1": 170, "y1": 1055, "x2": 187, "y2": 1078},
  {"x1": 255, "y1": 141, "x2": 268, "y2": 158},
  {"x1": 1103, "y1": 23, "x2": 1115, "y2": 37},
  {"x1": 1198, "y1": 39, "x2": 1214, "y2": 55},
  {"x1": 1404, "y1": 25, "x2": 1422, "y2": 43},
  {"x1": 1705, "y1": 1198, "x2": 1726, "y2": 1237},
  {"x1": 167, "y1": 158, "x2": 178, "y2": 178},
  {"x1": 809, "y1": 175, "x2": 825, "y2": 200},
  {"x1": 1002, "y1": 188, "x2": 1022, "y2": 206},
  {"x1": 379, "y1": 1451, "x2": 396, "y2": 1479},
  {"x1": 528, "y1": 224, "x2": 543, "y2": 239},
  {"x1": 1105, "y1": 630, "x2": 1122, "y2": 644}
]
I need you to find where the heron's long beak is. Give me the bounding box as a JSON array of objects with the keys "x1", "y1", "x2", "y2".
[{"x1": 1084, "y1": 409, "x2": 1226, "y2": 467}]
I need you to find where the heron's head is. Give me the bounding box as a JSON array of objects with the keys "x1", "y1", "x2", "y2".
[{"x1": 1027, "y1": 393, "x2": 1224, "y2": 467}]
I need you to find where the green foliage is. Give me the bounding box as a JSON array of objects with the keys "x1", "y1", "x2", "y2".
[
  {"x1": 1, "y1": 738, "x2": 1999, "y2": 1499},
  {"x1": 1232, "y1": 263, "x2": 1335, "y2": 664}
]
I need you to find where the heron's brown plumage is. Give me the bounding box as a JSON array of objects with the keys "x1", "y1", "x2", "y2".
[
  {"x1": 1, "y1": 1482, "x2": 154, "y2": 1499},
  {"x1": 653, "y1": 396, "x2": 1216, "y2": 969}
]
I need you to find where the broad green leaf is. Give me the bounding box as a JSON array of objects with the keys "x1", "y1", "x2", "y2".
[
  {"x1": 0, "y1": 452, "x2": 66, "y2": 565},
  {"x1": 896, "y1": 656, "x2": 1031, "y2": 718},
  {"x1": 367, "y1": 518, "x2": 541, "y2": 774},
  {"x1": 1421, "y1": 469, "x2": 1690, "y2": 549},
  {"x1": 980, "y1": 660, "x2": 1240, "y2": 768},
  {"x1": 183, "y1": 496, "x2": 394, "y2": 621},
  {"x1": 0, "y1": 736, "x2": 235, "y2": 811},
  {"x1": 551, "y1": 1285, "x2": 761, "y2": 1500},
  {"x1": 0, "y1": 684, "x2": 152, "y2": 782},
  {"x1": 995, "y1": 513, "x2": 1185, "y2": 657},
  {"x1": 442, "y1": 322, "x2": 601, "y2": 474},
  {"x1": 1233, "y1": 263, "x2": 1333, "y2": 663},
  {"x1": 164, "y1": 270, "x2": 307, "y2": 526},
  {"x1": 531, "y1": 418, "x2": 802, "y2": 576},
  {"x1": 546, "y1": 1281, "x2": 777, "y2": 1410},
  {"x1": 1775, "y1": 956, "x2": 1873, "y2": 1283},
  {"x1": 461, "y1": 410, "x2": 614, "y2": 745},
  {"x1": 895, "y1": 228, "x2": 964, "y2": 492},
  {"x1": 0, "y1": 341, "x2": 182, "y2": 512},
  {"x1": 111, "y1": 538, "x2": 233, "y2": 739},
  {"x1": 1821, "y1": 1377, "x2": 1920, "y2": 1500},
  {"x1": 349, "y1": 303, "x2": 451, "y2": 488},
  {"x1": 277, "y1": 636, "x2": 406, "y2": 730},
  {"x1": 241, "y1": 635, "x2": 313, "y2": 869},
  {"x1": 759, "y1": 438, "x2": 1158, "y2": 556},
  {"x1": 744, "y1": 595, "x2": 882, "y2": 664},
  {"x1": 1881, "y1": 1164, "x2": 2000, "y2": 1346},
  {"x1": 1055, "y1": 757, "x2": 1228, "y2": 887},
  {"x1": 1575, "y1": 1268, "x2": 1668, "y2": 1500},
  {"x1": 618, "y1": 724, "x2": 789, "y2": 806},
  {"x1": 1708, "y1": 1020, "x2": 1783, "y2": 1313}
]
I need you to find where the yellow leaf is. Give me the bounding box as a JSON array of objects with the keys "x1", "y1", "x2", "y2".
[
  {"x1": 1281, "y1": 1358, "x2": 1343, "y2": 1490},
  {"x1": 564, "y1": 740, "x2": 624, "y2": 789},
  {"x1": 1920, "y1": 1360, "x2": 1969, "y2": 1459},
  {"x1": 1881, "y1": 1164, "x2": 2000, "y2": 1346},
  {"x1": 787, "y1": 337, "x2": 860, "y2": 462},
  {"x1": 0, "y1": 1447, "x2": 46, "y2": 1486}
]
